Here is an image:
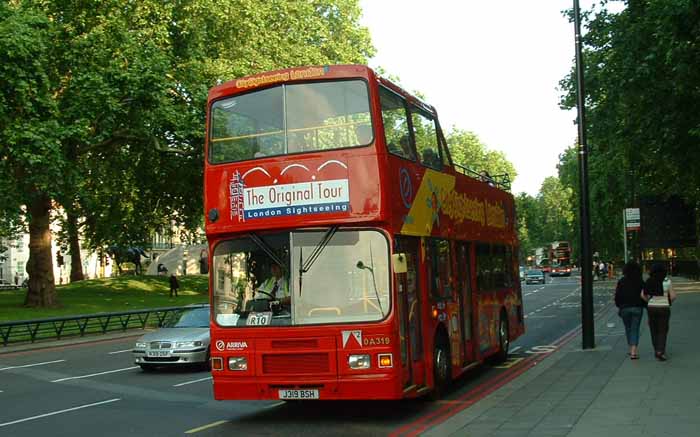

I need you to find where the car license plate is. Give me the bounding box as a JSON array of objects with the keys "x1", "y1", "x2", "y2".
[
  {"x1": 146, "y1": 350, "x2": 171, "y2": 357},
  {"x1": 278, "y1": 389, "x2": 319, "y2": 400}
]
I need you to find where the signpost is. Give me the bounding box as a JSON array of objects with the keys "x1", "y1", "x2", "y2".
[{"x1": 623, "y1": 208, "x2": 641, "y2": 263}]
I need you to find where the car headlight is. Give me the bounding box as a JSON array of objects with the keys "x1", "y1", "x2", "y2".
[
  {"x1": 135, "y1": 342, "x2": 147, "y2": 348},
  {"x1": 176, "y1": 341, "x2": 203, "y2": 348},
  {"x1": 228, "y1": 357, "x2": 248, "y2": 371},
  {"x1": 348, "y1": 354, "x2": 371, "y2": 370}
]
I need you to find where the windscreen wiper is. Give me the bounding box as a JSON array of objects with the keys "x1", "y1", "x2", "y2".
[{"x1": 297, "y1": 226, "x2": 338, "y2": 295}]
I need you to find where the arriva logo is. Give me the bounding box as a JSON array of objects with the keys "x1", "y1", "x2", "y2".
[{"x1": 215, "y1": 340, "x2": 249, "y2": 351}]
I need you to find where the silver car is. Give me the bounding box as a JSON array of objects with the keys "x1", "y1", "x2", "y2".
[{"x1": 133, "y1": 305, "x2": 210, "y2": 371}]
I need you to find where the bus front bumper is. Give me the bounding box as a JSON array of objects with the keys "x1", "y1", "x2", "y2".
[{"x1": 213, "y1": 373, "x2": 402, "y2": 400}]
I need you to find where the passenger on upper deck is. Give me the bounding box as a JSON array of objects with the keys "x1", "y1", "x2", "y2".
[{"x1": 421, "y1": 148, "x2": 441, "y2": 169}]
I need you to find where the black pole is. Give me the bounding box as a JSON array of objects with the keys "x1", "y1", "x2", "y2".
[{"x1": 574, "y1": 0, "x2": 595, "y2": 349}]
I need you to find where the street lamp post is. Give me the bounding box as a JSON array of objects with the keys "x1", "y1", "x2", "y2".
[{"x1": 573, "y1": 0, "x2": 595, "y2": 349}]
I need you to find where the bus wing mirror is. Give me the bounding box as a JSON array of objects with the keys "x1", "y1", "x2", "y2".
[{"x1": 392, "y1": 253, "x2": 407, "y2": 274}]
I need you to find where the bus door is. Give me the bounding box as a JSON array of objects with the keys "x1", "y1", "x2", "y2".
[
  {"x1": 394, "y1": 236, "x2": 424, "y2": 388},
  {"x1": 427, "y1": 239, "x2": 463, "y2": 368},
  {"x1": 457, "y1": 242, "x2": 475, "y2": 364}
]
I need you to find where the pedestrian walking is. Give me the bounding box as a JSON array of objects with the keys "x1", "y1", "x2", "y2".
[
  {"x1": 614, "y1": 261, "x2": 645, "y2": 359},
  {"x1": 169, "y1": 274, "x2": 179, "y2": 298},
  {"x1": 14, "y1": 272, "x2": 19, "y2": 286},
  {"x1": 641, "y1": 263, "x2": 677, "y2": 361}
]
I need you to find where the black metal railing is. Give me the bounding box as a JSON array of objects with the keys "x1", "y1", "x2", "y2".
[
  {"x1": 0, "y1": 304, "x2": 207, "y2": 347},
  {"x1": 453, "y1": 163, "x2": 511, "y2": 191}
]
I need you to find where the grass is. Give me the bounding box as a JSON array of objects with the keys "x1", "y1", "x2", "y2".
[{"x1": 0, "y1": 274, "x2": 209, "y2": 323}]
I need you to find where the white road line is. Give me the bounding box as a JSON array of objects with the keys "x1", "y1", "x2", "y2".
[
  {"x1": 173, "y1": 376, "x2": 212, "y2": 387},
  {"x1": 51, "y1": 366, "x2": 138, "y2": 382},
  {"x1": 0, "y1": 398, "x2": 121, "y2": 428},
  {"x1": 510, "y1": 346, "x2": 522, "y2": 353},
  {"x1": 0, "y1": 360, "x2": 66, "y2": 371},
  {"x1": 264, "y1": 401, "x2": 286, "y2": 409},
  {"x1": 108, "y1": 349, "x2": 133, "y2": 355}
]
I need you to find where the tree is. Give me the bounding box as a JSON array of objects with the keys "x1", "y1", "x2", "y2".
[
  {"x1": 0, "y1": 0, "x2": 374, "y2": 307},
  {"x1": 560, "y1": 0, "x2": 700, "y2": 262},
  {"x1": 446, "y1": 128, "x2": 517, "y2": 181}
]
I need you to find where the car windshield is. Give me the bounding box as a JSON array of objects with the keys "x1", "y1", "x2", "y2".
[
  {"x1": 166, "y1": 307, "x2": 210, "y2": 328},
  {"x1": 210, "y1": 80, "x2": 373, "y2": 163},
  {"x1": 527, "y1": 270, "x2": 542, "y2": 275},
  {"x1": 212, "y1": 229, "x2": 390, "y2": 327}
]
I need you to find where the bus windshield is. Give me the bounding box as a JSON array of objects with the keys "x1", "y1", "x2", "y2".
[
  {"x1": 209, "y1": 80, "x2": 373, "y2": 163},
  {"x1": 212, "y1": 229, "x2": 390, "y2": 327}
]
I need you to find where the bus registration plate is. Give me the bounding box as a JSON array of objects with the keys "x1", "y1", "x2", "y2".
[
  {"x1": 278, "y1": 389, "x2": 319, "y2": 400},
  {"x1": 247, "y1": 312, "x2": 272, "y2": 326}
]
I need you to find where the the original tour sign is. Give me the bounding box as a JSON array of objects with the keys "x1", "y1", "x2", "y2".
[{"x1": 230, "y1": 160, "x2": 350, "y2": 222}]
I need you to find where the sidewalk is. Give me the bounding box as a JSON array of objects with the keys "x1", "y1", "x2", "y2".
[{"x1": 425, "y1": 277, "x2": 700, "y2": 437}]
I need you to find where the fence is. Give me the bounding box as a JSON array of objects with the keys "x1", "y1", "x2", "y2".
[{"x1": 0, "y1": 304, "x2": 207, "y2": 347}]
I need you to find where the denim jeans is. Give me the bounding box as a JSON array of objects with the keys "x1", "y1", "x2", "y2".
[{"x1": 620, "y1": 306, "x2": 643, "y2": 346}]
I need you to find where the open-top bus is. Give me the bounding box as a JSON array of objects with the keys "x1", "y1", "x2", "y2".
[{"x1": 204, "y1": 65, "x2": 524, "y2": 400}]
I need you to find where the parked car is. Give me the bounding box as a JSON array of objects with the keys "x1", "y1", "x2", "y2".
[
  {"x1": 133, "y1": 305, "x2": 210, "y2": 371},
  {"x1": 525, "y1": 269, "x2": 546, "y2": 285}
]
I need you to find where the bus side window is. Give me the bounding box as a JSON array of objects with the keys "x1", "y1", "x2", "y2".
[
  {"x1": 476, "y1": 243, "x2": 492, "y2": 291},
  {"x1": 411, "y1": 108, "x2": 441, "y2": 170},
  {"x1": 379, "y1": 87, "x2": 415, "y2": 161}
]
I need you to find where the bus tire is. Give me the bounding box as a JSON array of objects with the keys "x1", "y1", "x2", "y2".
[
  {"x1": 495, "y1": 311, "x2": 509, "y2": 363},
  {"x1": 430, "y1": 334, "x2": 450, "y2": 400}
]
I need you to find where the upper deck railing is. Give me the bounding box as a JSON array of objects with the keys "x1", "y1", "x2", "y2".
[{"x1": 453, "y1": 163, "x2": 511, "y2": 191}]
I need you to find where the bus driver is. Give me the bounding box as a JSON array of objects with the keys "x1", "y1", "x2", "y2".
[{"x1": 256, "y1": 263, "x2": 290, "y2": 306}]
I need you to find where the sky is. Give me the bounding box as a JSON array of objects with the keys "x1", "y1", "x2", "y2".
[{"x1": 358, "y1": 0, "x2": 617, "y2": 196}]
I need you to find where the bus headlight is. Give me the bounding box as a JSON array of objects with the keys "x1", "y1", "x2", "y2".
[
  {"x1": 348, "y1": 354, "x2": 371, "y2": 369},
  {"x1": 228, "y1": 357, "x2": 248, "y2": 371}
]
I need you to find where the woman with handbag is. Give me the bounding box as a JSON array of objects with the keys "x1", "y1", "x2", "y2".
[
  {"x1": 641, "y1": 263, "x2": 677, "y2": 361},
  {"x1": 614, "y1": 261, "x2": 645, "y2": 359}
]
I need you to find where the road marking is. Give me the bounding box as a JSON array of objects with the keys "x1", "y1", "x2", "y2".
[
  {"x1": 0, "y1": 398, "x2": 120, "y2": 428},
  {"x1": 51, "y1": 366, "x2": 138, "y2": 382},
  {"x1": 173, "y1": 376, "x2": 212, "y2": 387},
  {"x1": 264, "y1": 401, "x2": 286, "y2": 409},
  {"x1": 0, "y1": 360, "x2": 66, "y2": 371},
  {"x1": 493, "y1": 357, "x2": 524, "y2": 369},
  {"x1": 185, "y1": 420, "x2": 229, "y2": 434},
  {"x1": 527, "y1": 315, "x2": 556, "y2": 319},
  {"x1": 108, "y1": 349, "x2": 132, "y2": 355},
  {"x1": 526, "y1": 345, "x2": 557, "y2": 354},
  {"x1": 510, "y1": 346, "x2": 521, "y2": 353}
]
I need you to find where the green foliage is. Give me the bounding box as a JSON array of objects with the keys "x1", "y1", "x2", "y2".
[
  {"x1": 446, "y1": 128, "x2": 517, "y2": 180},
  {"x1": 559, "y1": 0, "x2": 700, "y2": 261},
  {"x1": 0, "y1": 0, "x2": 375, "y2": 306}
]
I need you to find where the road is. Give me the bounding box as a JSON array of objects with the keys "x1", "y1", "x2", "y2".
[{"x1": 0, "y1": 273, "x2": 614, "y2": 436}]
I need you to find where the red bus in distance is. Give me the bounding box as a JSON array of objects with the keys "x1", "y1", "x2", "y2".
[{"x1": 204, "y1": 65, "x2": 524, "y2": 401}]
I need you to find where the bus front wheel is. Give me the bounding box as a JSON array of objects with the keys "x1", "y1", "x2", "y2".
[
  {"x1": 495, "y1": 311, "x2": 510, "y2": 363},
  {"x1": 430, "y1": 336, "x2": 450, "y2": 400}
]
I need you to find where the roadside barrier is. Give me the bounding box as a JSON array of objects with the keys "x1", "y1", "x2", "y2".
[{"x1": 0, "y1": 304, "x2": 207, "y2": 347}]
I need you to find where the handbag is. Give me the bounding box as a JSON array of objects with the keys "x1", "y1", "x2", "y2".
[{"x1": 647, "y1": 293, "x2": 670, "y2": 308}]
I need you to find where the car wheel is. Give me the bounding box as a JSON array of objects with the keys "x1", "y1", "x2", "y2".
[{"x1": 139, "y1": 364, "x2": 157, "y2": 372}]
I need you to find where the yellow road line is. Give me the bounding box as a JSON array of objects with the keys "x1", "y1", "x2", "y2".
[
  {"x1": 493, "y1": 357, "x2": 524, "y2": 369},
  {"x1": 185, "y1": 420, "x2": 228, "y2": 434}
]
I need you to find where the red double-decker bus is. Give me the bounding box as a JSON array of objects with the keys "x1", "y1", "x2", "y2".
[{"x1": 204, "y1": 65, "x2": 524, "y2": 401}]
